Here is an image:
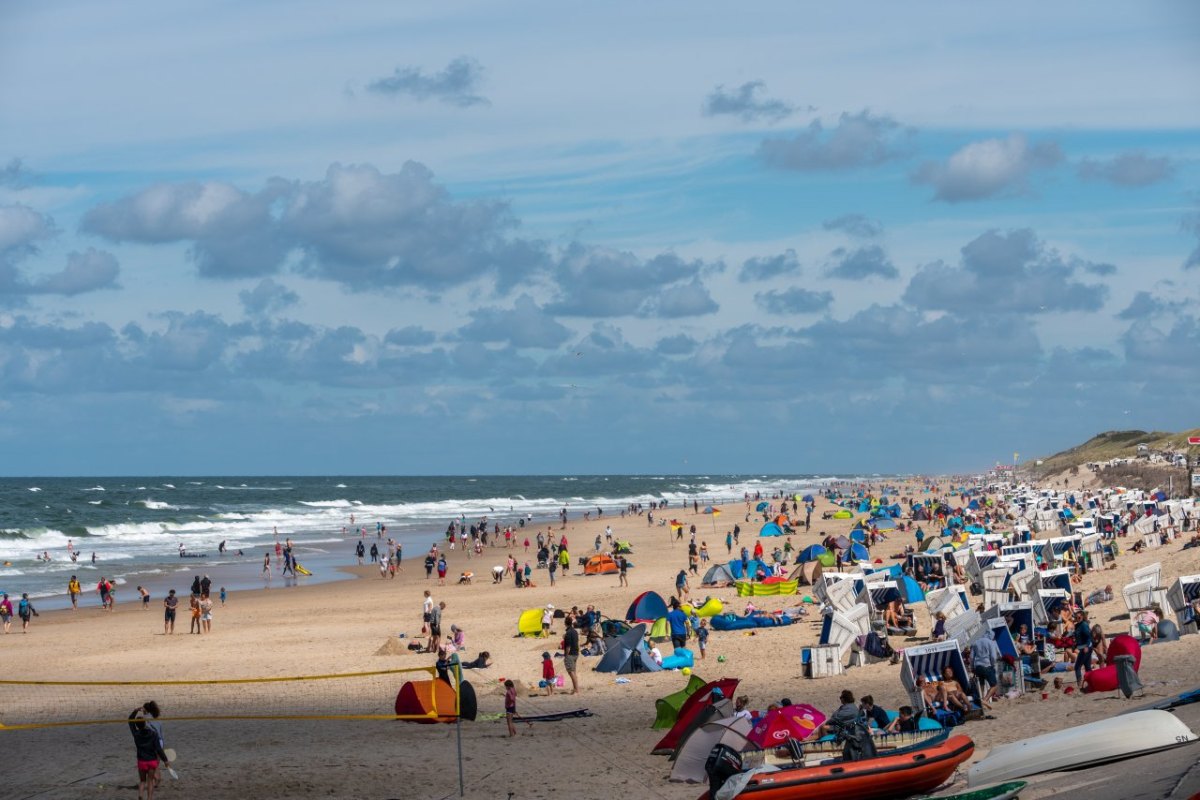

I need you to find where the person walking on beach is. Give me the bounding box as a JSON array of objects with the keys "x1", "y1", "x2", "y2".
[
  {"x1": 68, "y1": 575, "x2": 81, "y2": 609},
  {"x1": 98, "y1": 577, "x2": 111, "y2": 610},
  {"x1": 437, "y1": 555, "x2": 448, "y2": 585},
  {"x1": 262, "y1": 552, "x2": 271, "y2": 581},
  {"x1": 0, "y1": 593, "x2": 12, "y2": 633},
  {"x1": 129, "y1": 703, "x2": 170, "y2": 800},
  {"x1": 558, "y1": 547, "x2": 570, "y2": 576},
  {"x1": 697, "y1": 618, "x2": 709, "y2": 659},
  {"x1": 163, "y1": 590, "x2": 177, "y2": 634},
  {"x1": 355, "y1": 541, "x2": 365, "y2": 564},
  {"x1": 725, "y1": 531, "x2": 733, "y2": 554},
  {"x1": 17, "y1": 593, "x2": 37, "y2": 632},
  {"x1": 618, "y1": 555, "x2": 629, "y2": 587},
  {"x1": 676, "y1": 569, "x2": 690, "y2": 600}
]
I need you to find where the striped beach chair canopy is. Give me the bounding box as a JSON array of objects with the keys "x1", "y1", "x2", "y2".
[
  {"x1": 818, "y1": 604, "x2": 871, "y2": 657},
  {"x1": 1040, "y1": 567, "x2": 1073, "y2": 593},
  {"x1": 982, "y1": 601, "x2": 1035, "y2": 637},
  {"x1": 899, "y1": 640, "x2": 980, "y2": 716}
]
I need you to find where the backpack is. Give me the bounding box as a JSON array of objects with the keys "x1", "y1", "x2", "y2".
[{"x1": 864, "y1": 631, "x2": 894, "y2": 659}]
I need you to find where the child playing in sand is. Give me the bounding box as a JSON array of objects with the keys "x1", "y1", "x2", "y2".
[{"x1": 541, "y1": 652, "x2": 556, "y2": 695}]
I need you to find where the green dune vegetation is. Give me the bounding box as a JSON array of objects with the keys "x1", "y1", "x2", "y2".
[{"x1": 1025, "y1": 428, "x2": 1200, "y2": 491}]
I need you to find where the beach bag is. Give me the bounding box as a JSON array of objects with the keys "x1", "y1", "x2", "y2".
[{"x1": 864, "y1": 631, "x2": 893, "y2": 659}]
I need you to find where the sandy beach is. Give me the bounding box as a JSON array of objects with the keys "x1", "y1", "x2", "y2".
[{"x1": 3, "y1": 480, "x2": 1199, "y2": 800}]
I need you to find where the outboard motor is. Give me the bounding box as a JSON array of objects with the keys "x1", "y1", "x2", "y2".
[{"x1": 704, "y1": 744, "x2": 743, "y2": 797}]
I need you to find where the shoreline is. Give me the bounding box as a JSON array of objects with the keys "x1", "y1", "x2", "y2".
[{"x1": 4, "y1": 479, "x2": 1198, "y2": 800}]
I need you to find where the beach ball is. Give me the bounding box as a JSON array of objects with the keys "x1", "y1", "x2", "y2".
[
  {"x1": 717, "y1": 655, "x2": 726, "y2": 663},
  {"x1": 538, "y1": 680, "x2": 547, "y2": 688},
  {"x1": 681, "y1": 667, "x2": 692, "y2": 676}
]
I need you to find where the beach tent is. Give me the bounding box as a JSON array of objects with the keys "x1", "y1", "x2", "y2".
[
  {"x1": 595, "y1": 623, "x2": 662, "y2": 674},
  {"x1": 584, "y1": 554, "x2": 620, "y2": 575},
  {"x1": 654, "y1": 673, "x2": 708, "y2": 729},
  {"x1": 669, "y1": 716, "x2": 753, "y2": 783},
  {"x1": 897, "y1": 574, "x2": 926, "y2": 604},
  {"x1": 727, "y1": 559, "x2": 767, "y2": 581},
  {"x1": 849, "y1": 529, "x2": 867, "y2": 544},
  {"x1": 701, "y1": 563, "x2": 736, "y2": 587},
  {"x1": 848, "y1": 543, "x2": 870, "y2": 563},
  {"x1": 789, "y1": 561, "x2": 823, "y2": 586},
  {"x1": 872, "y1": 517, "x2": 898, "y2": 531},
  {"x1": 796, "y1": 544, "x2": 827, "y2": 563},
  {"x1": 832, "y1": 535, "x2": 852, "y2": 550},
  {"x1": 817, "y1": 551, "x2": 836, "y2": 567},
  {"x1": 759, "y1": 522, "x2": 784, "y2": 538},
  {"x1": 517, "y1": 608, "x2": 545, "y2": 637},
  {"x1": 626, "y1": 591, "x2": 669, "y2": 622},
  {"x1": 648, "y1": 617, "x2": 670, "y2": 641},
  {"x1": 395, "y1": 678, "x2": 477, "y2": 724},
  {"x1": 652, "y1": 679, "x2": 739, "y2": 754},
  {"x1": 921, "y1": 536, "x2": 946, "y2": 552}
]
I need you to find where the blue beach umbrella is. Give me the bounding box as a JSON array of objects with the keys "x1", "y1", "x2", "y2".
[
  {"x1": 802, "y1": 494, "x2": 814, "y2": 503},
  {"x1": 756, "y1": 501, "x2": 769, "y2": 512}
]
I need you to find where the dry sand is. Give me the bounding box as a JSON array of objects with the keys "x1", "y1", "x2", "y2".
[{"x1": 2, "y1": 482, "x2": 1199, "y2": 799}]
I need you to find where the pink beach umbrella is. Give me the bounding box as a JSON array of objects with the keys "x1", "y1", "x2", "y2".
[{"x1": 746, "y1": 704, "x2": 826, "y2": 749}]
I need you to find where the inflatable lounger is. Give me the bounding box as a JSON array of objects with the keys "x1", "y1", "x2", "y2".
[
  {"x1": 710, "y1": 614, "x2": 794, "y2": 631},
  {"x1": 660, "y1": 648, "x2": 694, "y2": 671}
]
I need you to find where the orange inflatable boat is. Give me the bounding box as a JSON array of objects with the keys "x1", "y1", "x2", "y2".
[{"x1": 698, "y1": 734, "x2": 974, "y2": 800}]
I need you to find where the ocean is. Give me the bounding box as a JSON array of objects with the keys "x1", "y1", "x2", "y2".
[{"x1": 0, "y1": 474, "x2": 837, "y2": 607}]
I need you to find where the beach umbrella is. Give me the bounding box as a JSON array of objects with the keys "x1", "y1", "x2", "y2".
[
  {"x1": 746, "y1": 705, "x2": 826, "y2": 749},
  {"x1": 703, "y1": 506, "x2": 721, "y2": 536},
  {"x1": 802, "y1": 494, "x2": 814, "y2": 503},
  {"x1": 755, "y1": 501, "x2": 769, "y2": 512},
  {"x1": 797, "y1": 544, "x2": 826, "y2": 563}
]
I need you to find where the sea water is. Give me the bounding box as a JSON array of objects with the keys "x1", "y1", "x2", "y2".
[{"x1": 0, "y1": 474, "x2": 839, "y2": 606}]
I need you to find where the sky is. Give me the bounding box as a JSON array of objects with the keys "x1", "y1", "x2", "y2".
[{"x1": 1, "y1": 1, "x2": 1198, "y2": 476}]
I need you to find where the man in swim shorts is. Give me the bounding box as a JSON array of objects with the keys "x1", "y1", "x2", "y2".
[{"x1": 163, "y1": 590, "x2": 178, "y2": 635}]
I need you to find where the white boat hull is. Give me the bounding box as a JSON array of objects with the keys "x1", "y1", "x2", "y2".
[{"x1": 968, "y1": 710, "x2": 1197, "y2": 786}]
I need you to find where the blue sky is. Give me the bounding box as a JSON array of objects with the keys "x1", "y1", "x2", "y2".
[{"x1": 1, "y1": 1, "x2": 1198, "y2": 476}]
